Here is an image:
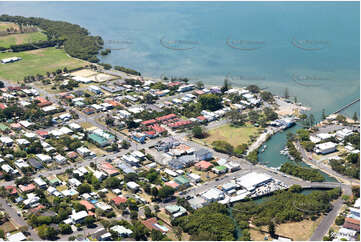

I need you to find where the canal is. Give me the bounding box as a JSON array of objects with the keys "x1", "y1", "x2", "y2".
[{"x1": 257, "y1": 123, "x2": 337, "y2": 182}]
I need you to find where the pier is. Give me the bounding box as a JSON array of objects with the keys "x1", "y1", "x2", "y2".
[{"x1": 332, "y1": 98, "x2": 360, "y2": 114}]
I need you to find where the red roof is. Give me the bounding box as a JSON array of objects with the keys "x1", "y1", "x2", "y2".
[
  {"x1": 0, "y1": 103, "x2": 7, "y2": 110},
  {"x1": 141, "y1": 119, "x2": 157, "y2": 126},
  {"x1": 19, "y1": 184, "x2": 36, "y2": 193},
  {"x1": 165, "y1": 181, "x2": 179, "y2": 189},
  {"x1": 145, "y1": 131, "x2": 156, "y2": 136},
  {"x1": 79, "y1": 200, "x2": 95, "y2": 211},
  {"x1": 112, "y1": 196, "x2": 127, "y2": 205},
  {"x1": 5, "y1": 185, "x2": 17, "y2": 195},
  {"x1": 142, "y1": 217, "x2": 168, "y2": 233},
  {"x1": 36, "y1": 130, "x2": 49, "y2": 137},
  {"x1": 168, "y1": 120, "x2": 192, "y2": 128},
  {"x1": 196, "y1": 116, "x2": 207, "y2": 121},
  {"x1": 195, "y1": 160, "x2": 213, "y2": 170},
  {"x1": 150, "y1": 124, "x2": 166, "y2": 134},
  {"x1": 168, "y1": 81, "x2": 182, "y2": 87},
  {"x1": 99, "y1": 162, "x2": 119, "y2": 176},
  {"x1": 156, "y1": 113, "x2": 177, "y2": 122},
  {"x1": 193, "y1": 90, "x2": 205, "y2": 95},
  {"x1": 344, "y1": 217, "x2": 360, "y2": 232},
  {"x1": 105, "y1": 100, "x2": 121, "y2": 107},
  {"x1": 67, "y1": 151, "x2": 78, "y2": 159},
  {"x1": 10, "y1": 123, "x2": 22, "y2": 129}
]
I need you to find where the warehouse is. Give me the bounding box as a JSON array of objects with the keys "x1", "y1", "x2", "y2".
[{"x1": 236, "y1": 172, "x2": 273, "y2": 191}]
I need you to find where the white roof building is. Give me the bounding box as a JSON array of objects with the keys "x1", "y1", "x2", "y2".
[
  {"x1": 201, "y1": 188, "x2": 224, "y2": 202},
  {"x1": 110, "y1": 225, "x2": 133, "y2": 237},
  {"x1": 70, "y1": 210, "x2": 88, "y2": 223},
  {"x1": 237, "y1": 172, "x2": 273, "y2": 191},
  {"x1": 34, "y1": 177, "x2": 47, "y2": 188},
  {"x1": 36, "y1": 154, "x2": 52, "y2": 163},
  {"x1": 7, "y1": 231, "x2": 26, "y2": 241},
  {"x1": 315, "y1": 142, "x2": 337, "y2": 155},
  {"x1": 126, "y1": 181, "x2": 140, "y2": 191}
]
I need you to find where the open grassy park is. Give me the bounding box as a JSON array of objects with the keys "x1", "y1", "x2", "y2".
[
  {"x1": 0, "y1": 31, "x2": 47, "y2": 48},
  {"x1": 0, "y1": 47, "x2": 87, "y2": 82},
  {"x1": 196, "y1": 124, "x2": 260, "y2": 147}
]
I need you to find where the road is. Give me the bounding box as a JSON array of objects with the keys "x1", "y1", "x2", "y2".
[
  {"x1": 309, "y1": 198, "x2": 344, "y2": 241},
  {"x1": 0, "y1": 198, "x2": 41, "y2": 240},
  {"x1": 295, "y1": 141, "x2": 355, "y2": 240}
]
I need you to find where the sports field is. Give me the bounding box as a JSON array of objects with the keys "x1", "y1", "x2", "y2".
[
  {"x1": 199, "y1": 124, "x2": 260, "y2": 147},
  {"x1": 0, "y1": 47, "x2": 86, "y2": 81},
  {"x1": 0, "y1": 31, "x2": 48, "y2": 48}
]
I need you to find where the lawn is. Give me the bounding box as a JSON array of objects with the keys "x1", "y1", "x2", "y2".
[
  {"x1": 0, "y1": 31, "x2": 47, "y2": 48},
  {"x1": 0, "y1": 221, "x2": 16, "y2": 233},
  {"x1": 0, "y1": 47, "x2": 86, "y2": 82},
  {"x1": 249, "y1": 216, "x2": 323, "y2": 241},
  {"x1": 197, "y1": 124, "x2": 260, "y2": 147}
]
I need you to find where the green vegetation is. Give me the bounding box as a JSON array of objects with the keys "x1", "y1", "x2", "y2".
[
  {"x1": 198, "y1": 93, "x2": 222, "y2": 111},
  {"x1": 172, "y1": 203, "x2": 236, "y2": 241},
  {"x1": 233, "y1": 187, "x2": 340, "y2": 227},
  {"x1": 0, "y1": 31, "x2": 47, "y2": 48},
  {"x1": 286, "y1": 139, "x2": 303, "y2": 162},
  {"x1": 280, "y1": 162, "x2": 325, "y2": 182},
  {"x1": 0, "y1": 47, "x2": 85, "y2": 81},
  {"x1": 192, "y1": 125, "x2": 208, "y2": 139},
  {"x1": 329, "y1": 153, "x2": 360, "y2": 179},
  {"x1": 246, "y1": 150, "x2": 259, "y2": 164},
  {"x1": 0, "y1": 15, "x2": 103, "y2": 62},
  {"x1": 212, "y1": 140, "x2": 234, "y2": 155},
  {"x1": 114, "y1": 65, "x2": 141, "y2": 76}
]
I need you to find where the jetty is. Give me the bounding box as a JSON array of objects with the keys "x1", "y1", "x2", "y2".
[{"x1": 332, "y1": 98, "x2": 360, "y2": 114}]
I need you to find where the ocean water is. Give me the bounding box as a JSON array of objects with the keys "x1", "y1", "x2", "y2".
[
  {"x1": 1, "y1": 2, "x2": 359, "y2": 174},
  {"x1": 0, "y1": 1, "x2": 359, "y2": 116}
]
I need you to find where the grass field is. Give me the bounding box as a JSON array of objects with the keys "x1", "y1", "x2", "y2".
[
  {"x1": 197, "y1": 124, "x2": 260, "y2": 147},
  {"x1": 0, "y1": 47, "x2": 86, "y2": 81},
  {"x1": 0, "y1": 31, "x2": 47, "y2": 48},
  {"x1": 250, "y1": 216, "x2": 323, "y2": 241}
]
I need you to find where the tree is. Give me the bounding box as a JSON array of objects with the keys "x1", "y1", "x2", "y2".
[
  {"x1": 284, "y1": 88, "x2": 289, "y2": 99},
  {"x1": 221, "y1": 79, "x2": 231, "y2": 93},
  {"x1": 308, "y1": 114, "x2": 315, "y2": 127},
  {"x1": 260, "y1": 91, "x2": 274, "y2": 103},
  {"x1": 212, "y1": 140, "x2": 234, "y2": 155},
  {"x1": 158, "y1": 186, "x2": 175, "y2": 199},
  {"x1": 196, "y1": 81, "x2": 204, "y2": 89},
  {"x1": 84, "y1": 216, "x2": 96, "y2": 227},
  {"x1": 144, "y1": 206, "x2": 152, "y2": 218},
  {"x1": 353, "y1": 112, "x2": 358, "y2": 122},
  {"x1": 151, "y1": 187, "x2": 159, "y2": 198},
  {"x1": 130, "y1": 210, "x2": 138, "y2": 220},
  {"x1": 192, "y1": 125, "x2": 206, "y2": 139},
  {"x1": 151, "y1": 230, "x2": 165, "y2": 241},
  {"x1": 198, "y1": 94, "x2": 222, "y2": 111},
  {"x1": 37, "y1": 224, "x2": 58, "y2": 240},
  {"x1": 322, "y1": 109, "x2": 326, "y2": 120},
  {"x1": 174, "y1": 226, "x2": 183, "y2": 240},
  {"x1": 77, "y1": 183, "x2": 91, "y2": 194},
  {"x1": 268, "y1": 221, "x2": 276, "y2": 238},
  {"x1": 59, "y1": 224, "x2": 72, "y2": 234},
  {"x1": 227, "y1": 110, "x2": 246, "y2": 126},
  {"x1": 264, "y1": 107, "x2": 278, "y2": 121},
  {"x1": 246, "y1": 85, "x2": 260, "y2": 93},
  {"x1": 104, "y1": 177, "x2": 121, "y2": 188}
]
